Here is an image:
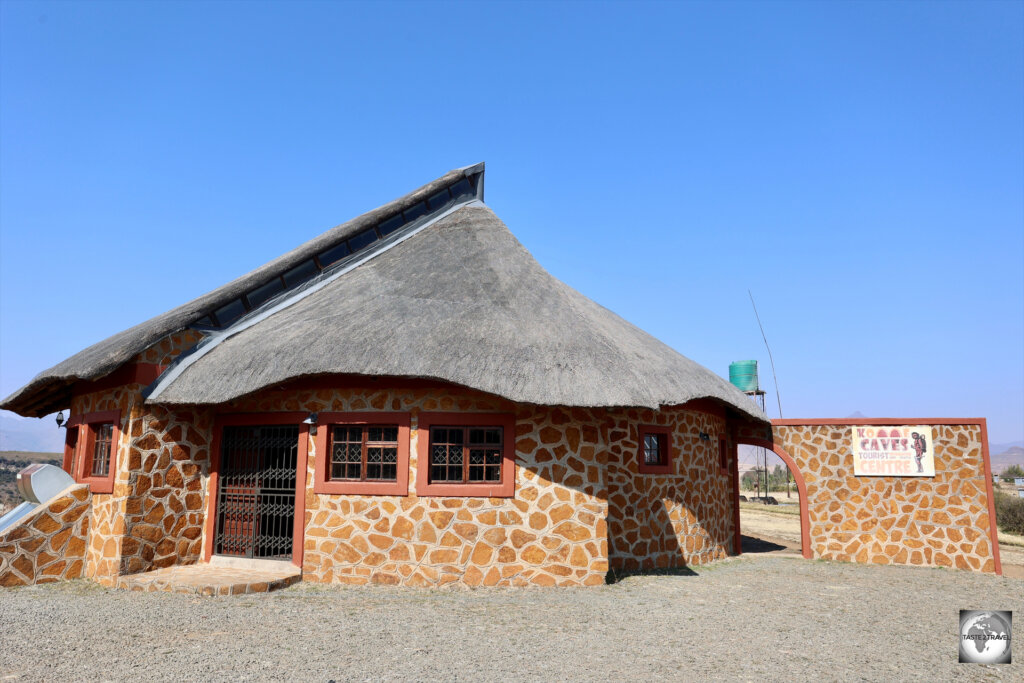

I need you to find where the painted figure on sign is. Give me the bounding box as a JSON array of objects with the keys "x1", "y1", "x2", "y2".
[{"x1": 911, "y1": 432, "x2": 927, "y2": 473}]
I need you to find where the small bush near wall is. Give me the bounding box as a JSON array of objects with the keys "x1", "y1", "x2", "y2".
[{"x1": 994, "y1": 490, "x2": 1024, "y2": 536}]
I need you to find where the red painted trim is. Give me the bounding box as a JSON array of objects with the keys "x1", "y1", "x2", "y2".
[
  {"x1": 637, "y1": 424, "x2": 673, "y2": 475},
  {"x1": 292, "y1": 424, "x2": 310, "y2": 569},
  {"x1": 735, "y1": 437, "x2": 812, "y2": 559},
  {"x1": 978, "y1": 419, "x2": 1003, "y2": 576},
  {"x1": 772, "y1": 417, "x2": 987, "y2": 426},
  {"x1": 203, "y1": 412, "x2": 308, "y2": 565},
  {"x1": 679, "y1": 398, "x2": 727, "y2": 419},
  {"x1": 730, "y1": 438, "x2": 742, "y2": 556},
  {"x1": 62, "y1": 425, "x2": 79, "y2": 474},
  {"x1": 73, "y1": 363, "x2": 166, "y2": 396},
  {"x1": 312, "y1": 412, "x2": 411, "y2": 496},
  {"x1": 415, "y1": 412, "x2": 516, "y2": 497},
  {"x1": 67, "y1": 410, "x2": 121, "y2": 494}
]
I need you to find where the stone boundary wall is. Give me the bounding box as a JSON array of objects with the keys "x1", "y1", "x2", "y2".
[
  {"x1": 736, "y1": 420, "x2": 1000, "y2": 574},
  {"x1": 0, "y1": 484, "x2": 91, "y2": 587},
  {"x1": 606, "y1": 406, "x2": 735, "y2": 571}
]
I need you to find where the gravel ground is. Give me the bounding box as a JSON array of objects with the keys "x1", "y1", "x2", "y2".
[{"x1": 0, "y1": 556, "x2": 1020, "y2": 682}]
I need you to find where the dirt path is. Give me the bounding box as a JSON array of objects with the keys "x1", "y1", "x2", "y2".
[{"x1": 1, "y1": 555, "x2": 1021, "y2": 681}]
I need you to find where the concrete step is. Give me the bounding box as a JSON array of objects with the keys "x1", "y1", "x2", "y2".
[{"x1": 114, "y1": 561, "x2": 301, "y2": 596}]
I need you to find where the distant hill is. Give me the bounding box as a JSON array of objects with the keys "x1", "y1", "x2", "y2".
[
  {"x1": 991, "y1": 446, "x2": 1024, "y2": 475},
  {"x1": 0, "y1": 411, "x2": 65, "y2": 453}
]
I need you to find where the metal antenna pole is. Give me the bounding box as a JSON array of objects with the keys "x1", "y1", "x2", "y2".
[{"x1": 748, "y1": 290, "x2": 783, "y2": 419}]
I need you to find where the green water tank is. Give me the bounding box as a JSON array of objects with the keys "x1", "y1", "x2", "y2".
[{"x1": 729, "y1": 360, "x2": 759, "y2": 392}]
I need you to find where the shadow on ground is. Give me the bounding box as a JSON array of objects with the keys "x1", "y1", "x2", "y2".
[
  {"x1": 740, "y1": 533, "x2": 804, "y2": 557},
  {"x1": 605, "y1": 565, "x2": 699, "y2": 584}
]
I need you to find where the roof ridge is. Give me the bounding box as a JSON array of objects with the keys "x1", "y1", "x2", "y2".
[
  {"x1": 143, "y1": 199, "x2": 485, "y2": 402},
  {"x1": 1, "y1": 163, "x2": 485, "y2": 416}
]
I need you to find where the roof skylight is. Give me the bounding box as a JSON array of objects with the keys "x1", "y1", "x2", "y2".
[{"x1": 193, "y1": 170, "x2": 481, "y2": 330}]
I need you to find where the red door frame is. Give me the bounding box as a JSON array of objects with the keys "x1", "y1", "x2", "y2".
[
  {"x1": 204, "y1": 412, "x2": 310, "y2": 568},
  {"x1": 733, "y1": 437, "x2": 813, "y2": 559}
]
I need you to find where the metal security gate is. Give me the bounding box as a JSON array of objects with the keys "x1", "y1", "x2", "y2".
[{"x1": 214, "y1": 425, "x2": 298, "y2": 559}]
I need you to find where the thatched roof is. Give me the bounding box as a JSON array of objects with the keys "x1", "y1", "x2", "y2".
[
  {"x1": 2, "y1": 164, "x2": 483, "y2": 416},
  {"x1": 3, "y1": 164, "x2": 767, "y2": 422}
]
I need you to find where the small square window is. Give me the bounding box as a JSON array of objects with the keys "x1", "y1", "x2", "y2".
[
  {"x1": 643, "y1": 433, "x2": 664, "y2": 466},
  {"x1": 427, "y1": 189, "x2": 450, "y2": 210},
  {"x1": 64, "y1": 410, "x2": 120, "y2": 493},
  {"x1": 348, "y1": 228, "x2": 378, "y2": 252},
  {"x1": 317, "y1": 242, "x2": 351, "y2": 268},
  {"x1": 637, "y1": 425, "x2": 673, "y2": 474},
  {"x1": 281, "y1": 259, "x2": 319, "y2": 289},
  {"x1": 246, "y1": 278, "x2": 285, "y2": 308},
  {"x1": 402, "y1": 202, "x2": 427, "y2": 224},
  {"x1": 213, "y1": 298, "x2": 248, "y2": 327},
  {"x1": 378, "y1": 214, "x2": 404, "y2": 236}
]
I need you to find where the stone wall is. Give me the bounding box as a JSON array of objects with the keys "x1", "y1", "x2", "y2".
[
  {"x1": 72, "y1": 383, "x2": 137, "y2": 580},
  {"x1": 73, "y1": 330, "x2": 209, "y2": 583},
  {"x1": 72, "y1": 385, "x2": 212, "y2": 583},
  {"x1": 0, "y1": 484, "x2": 91, "y2": 586},
  {"x1": 119, "y1": 405, "x2": 211, "y2": 576},
  {"x1": 606, "y1": 405, "x2": 735, "y2": 572},
  {"x1": 131, "y1": 329, "x2": 206, "y2": 365},
  {"x1": 736, "y1": 420, "x2": 999, "y2": 574},
  {"x1": 230, "y1": 385, "x2": 611, "y2": 586}
]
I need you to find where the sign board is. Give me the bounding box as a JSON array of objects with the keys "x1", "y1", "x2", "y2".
[
  {"x1": 851, "y1": 426, "x2": 935, "y2": 477},
  {"x1": 1014, "y1": 478, "x2": 1024, "y2": 488}
]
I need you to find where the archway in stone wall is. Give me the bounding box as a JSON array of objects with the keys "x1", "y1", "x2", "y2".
[{"x1": 734, "y1": 438, "x2": 811, "y2": 559}]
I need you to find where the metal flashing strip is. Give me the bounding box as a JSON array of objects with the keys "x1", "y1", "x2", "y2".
[
  {"x1": 143, "y1": 198, "x2": 485, "y2": 402},
  {"x1": 195, "y1": 166, "x2": 484, "y2": 330}
]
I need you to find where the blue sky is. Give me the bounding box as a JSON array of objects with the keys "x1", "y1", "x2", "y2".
[{"x1": 1, "y1": 1, "x2": 1022, "y2": 446}]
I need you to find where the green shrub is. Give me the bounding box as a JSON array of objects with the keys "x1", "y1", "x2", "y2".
[
  {"x1": 994, "y1": 489, "x2": 1024, "y2": 536},
  {"x1": 1001, "y1": 464, "x2": 1024, "y2": 481}
]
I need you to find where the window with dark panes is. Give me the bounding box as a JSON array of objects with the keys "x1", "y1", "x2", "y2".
[
  {"x1": 643, "y1": 432, "x2": 666, "y2": 467},
  {"x1": 430, "y1": 426, "x2": 502, "y2": 484},
  {"x1": 329, "y1": 425, "x2": 399, "y2": 481},
  {"x1": 90, "y1": 422, "x2": 114, "y2": 477}
]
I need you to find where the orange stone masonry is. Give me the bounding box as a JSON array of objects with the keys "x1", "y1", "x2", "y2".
[
  {"x1": 0, "y1": 484, "x2": 91, "y2": 587},
  {"x1": 230, "y1": 386, "x2": 613, "y2": 586},
  {"x1": 736, "y1": 420, "x2": 1000, "y2": 574},
  {"x1": 75, "y1": 330, "x2": 210, "y2": 584},
  {"x1": 131, "y1": 329, "x2": 206, "y2": 366},
  {"x1": 6, "y1": 327, "x2": 999, "y2": 588},
  {"x1": 607, "y1": 406, "x2": 735, "y2": 571}
]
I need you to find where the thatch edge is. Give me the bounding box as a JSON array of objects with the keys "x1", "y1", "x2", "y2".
[{"x1": 1, "y1": 164, "x2": 483, "y2": 416}]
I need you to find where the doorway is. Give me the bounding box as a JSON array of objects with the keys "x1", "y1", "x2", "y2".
[
  {"x1": 734, "y1": 437, "x2": 811, "y2": 559},
  {"x1": 213, "y1": 424, "x2": 299, "y2": 560}
]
